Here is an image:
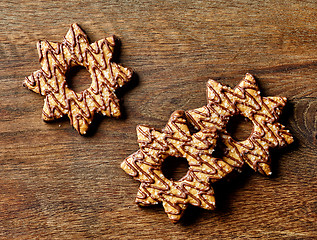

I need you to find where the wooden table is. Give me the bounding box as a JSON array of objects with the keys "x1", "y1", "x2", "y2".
[{"x1": 0, "y1": 0, "x2": 316, "y2": 239}]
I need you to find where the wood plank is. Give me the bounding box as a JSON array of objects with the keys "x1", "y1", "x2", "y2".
[{"x1": 0, "y1": 0, "x2": 316, "y2": 239}]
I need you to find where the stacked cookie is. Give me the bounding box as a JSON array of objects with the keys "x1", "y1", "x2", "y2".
[{"x1": 121, "y1": 73, "x2": 293, "y2": 222}]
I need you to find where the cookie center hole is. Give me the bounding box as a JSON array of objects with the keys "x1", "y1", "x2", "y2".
[
  {"x1": 162, "y1": 156, "x2": 189, "y2": 181},
  {"x1": 226, "y1": 115, "x2": 253, "y2": 141},
  {"x1": 66, "y1": 65, "x2": 91, "y2": 92}
]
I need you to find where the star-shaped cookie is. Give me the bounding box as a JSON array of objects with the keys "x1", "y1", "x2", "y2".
[
  {"x1": 23, "y1": 23, "x2": 132, "y2": 134},
  {"x1": 121, "y1": 110, "x2": 233, "y2": 222},
  {"x1": 186, "y1": 73, "x2": 294, "y2": 175}
]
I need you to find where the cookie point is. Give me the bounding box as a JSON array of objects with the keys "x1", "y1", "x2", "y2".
[
  {"x1": 106, "y1": 35, "x2": 116, "y2": 46},
  {"x1": 245, "y1": 73, "x2": 256, "y2": 82},
  {"x1": 172, "y1": 110, "x2": 185, "y2": 117},
  {"x1": 136, "y1": 124, "x2": 151, "y2": 132},
  {"x1": 79, "y1": 130, "x2": 87, "y2": 135},
  {"x1": 207, "y1": 78, "x2": 218, "y2": 85},
  {"x1": 71, "y1": 23, "x2": 81, "y2": 30},
  {"x1": 245, "y1": 72, "x2": 254, "y2": 79},
  {"x1": 120, "y1": 160, "x2": 126, "y2": 169},
  {"x1": 121, "y1": 159, "x2": 130, "y2": 173},
  {"x1": 126, "y1": 67, "x2": 133, "y2": 78},
  {"x1": 258, "y1": 163, "x2": 272, "y2": 176},
  {"x1": 167, "y1": 213, "x2": 181, "y2": 223}
]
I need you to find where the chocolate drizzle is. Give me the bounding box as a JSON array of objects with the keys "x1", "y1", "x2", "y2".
[
  {"x1": 23, "y1": 23, "x2": 132, "y2": 134},
  {"x1": 122, "y1": 110, "x2": 233, "y2": 222},
  {"x1": 186, "y1": 73, "x2": 293, "y2": 175},
  {"x1": 121, "y1": 73, "x2": 293, "y2": 222}
]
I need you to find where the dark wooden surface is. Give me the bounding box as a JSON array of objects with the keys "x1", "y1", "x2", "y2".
[{"x1": 0, "y1": 0, "x2": 316, "y2": 239}]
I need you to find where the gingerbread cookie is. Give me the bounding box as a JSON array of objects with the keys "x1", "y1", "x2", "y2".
[
  {"x1": 186, "y1": 73, "x2": 294, "y2": 175},
  {"x1": 23, "y1": 23, "x2": 132, "y2": 134},
  {"x1": 121, "y1": 110, "x2": 233, "y2": 222}
]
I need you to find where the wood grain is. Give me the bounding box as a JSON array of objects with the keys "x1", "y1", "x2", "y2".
[{"x1": 0, "y1": 0, "x2": 316, "y2": 239}]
